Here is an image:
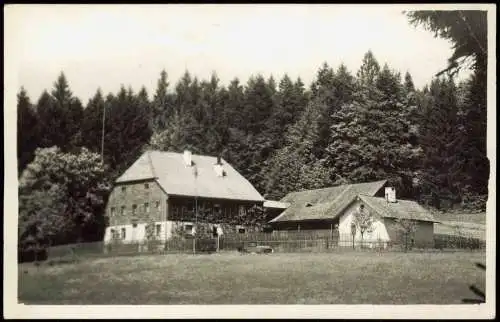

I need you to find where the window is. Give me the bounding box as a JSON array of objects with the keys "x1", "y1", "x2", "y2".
[
  {"x1": 238, "y1": 227, "x2": 246, "y2": 234},
  {"x1": 144, "y1": 183, "x2": 149, "y2": 189},
  {"x1": 110, "y1": 228, "x2": 116, "y2": 239},
  {"x1": 121, "y1": 227, "x2": 126, "y2": 239},
  {"x1": 144, "y1": 202, "x2": 150, "y2": 213},
  {"x1": 238, "y1": 205, "x2": 246, "y2": 216},
  {"x1": 155, "y1": 224, "x2": 161, "y2": 237},
  {"x1": 132, "y1": 204, "x2": 137, "y2": 215},
  {"x1": 155, "y1": 201, "x2": 160, "y2": 209},
  {"x1": 184, "y1": 224, "x2": 193, "y2": 234},
  {"x1": 110, "y1": 207, "x2": 115, "y2": 216},
  {"x1": 121, "y1": 186, "x2": 126, "y2": 193},
  {"x1": 214, "y1": 204, "x2": 221, "y2": 213},
  {"x1": 120, "y1": 206, "x2": 125, "y2": 215},
  {"x1": 132, "y1": 223, "x2": 138, "y2": 228}
]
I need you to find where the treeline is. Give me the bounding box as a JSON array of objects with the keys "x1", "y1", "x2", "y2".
[
  {"x1": 17, "y1": 11, "x2": 489, "y2": 259},
  {"x1": 18, "y1": 49, "x2": 488, "y2": 206}
]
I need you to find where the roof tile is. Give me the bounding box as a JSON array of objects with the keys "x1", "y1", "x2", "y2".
[{"x1": 116, "y1": 151, "x2": 264, "y2": 202}]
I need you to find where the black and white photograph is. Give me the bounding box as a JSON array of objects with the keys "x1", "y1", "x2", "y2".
[{"x1": 4, "y1": 4, "x2": 496, "y2": 319}]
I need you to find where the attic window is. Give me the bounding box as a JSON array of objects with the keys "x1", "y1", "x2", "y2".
[
  {"x1": 305, "y1": 202, "x2": 313, "y2": 207},
  {"x1": 144, "y1": 183, "x2": 149, "y2": 189}
]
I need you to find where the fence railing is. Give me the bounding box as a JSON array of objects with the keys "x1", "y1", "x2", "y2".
[{"x1": 41, "y1": 231, "x2": 485, "y2": 262}]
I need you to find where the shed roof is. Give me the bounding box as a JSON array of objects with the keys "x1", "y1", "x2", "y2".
[{"x1": 116, "y1": 151, "x2": 264, "y2": 202}]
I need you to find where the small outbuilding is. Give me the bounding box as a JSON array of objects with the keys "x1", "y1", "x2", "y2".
[{"x1": 269, "y1": 180, "x2": 439, "y2": 248}]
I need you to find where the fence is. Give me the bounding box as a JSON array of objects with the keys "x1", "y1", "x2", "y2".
[
  {"x1": 218, "y1": 232, "x2": 394, "y2": 253},
  {"x1": 43, "y1": 230, "x2": 485, "y2": 262},
  {"x1": 46, "y1": 237, "x2": 218, "y2": 260}
]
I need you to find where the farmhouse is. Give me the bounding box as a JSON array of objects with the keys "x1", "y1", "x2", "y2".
[
  {"x1": 103, "y1": 150, "x2": 265, "y2": 244},
  {"x1": 268, "y1": 180, "x2": 439, "y2": 248}
]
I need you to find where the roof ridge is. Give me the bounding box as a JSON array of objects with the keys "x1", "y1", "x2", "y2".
[
  {"x1": 290, "y1": 179, "x2": 387, "y2": 194},
  {"x1": 146, "y1": 150, "x2": 158, "y2": 179},
  {"x1": 146, "y1": 150, "x2": 222, "y2": 160},
  {"x1": 360, "y1": 195, "x2": 422, "y2": 203}
]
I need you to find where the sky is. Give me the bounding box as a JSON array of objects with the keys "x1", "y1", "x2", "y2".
[{"x1": 8, "y1": 4, "x2": 469, "y2": 103}]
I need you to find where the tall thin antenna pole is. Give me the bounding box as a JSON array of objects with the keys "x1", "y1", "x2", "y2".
[
  {"x1": 193, "y1": 163, "x2": 198, "y2": 255},
  {"x1": 101, "y1": 104, "x2": 106, "y2": 163}
]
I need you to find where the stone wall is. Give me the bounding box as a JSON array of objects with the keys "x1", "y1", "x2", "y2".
[{"x1": 105, "y1": 179, "x2": 168, "y2": 227}]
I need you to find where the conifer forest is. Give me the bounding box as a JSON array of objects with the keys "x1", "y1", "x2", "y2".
[{"x1": 17, "y1": 11, "x2": 489, "y2": 251}]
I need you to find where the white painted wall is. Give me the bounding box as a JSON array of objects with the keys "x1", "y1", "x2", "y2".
[
  {"x1": 104, "y1": 221, "x2": 169, "y2": 244},
  {"x1": 104, "y1": 220, "x2": 225, "y2": 243},
  {"x1": 338, "y1": 199, "x2": 390, "y2": 248}
]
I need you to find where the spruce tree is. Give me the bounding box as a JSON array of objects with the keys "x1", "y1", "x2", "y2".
[{"x1": 17, "y1": 87, "x2": 39, "y2": 175}]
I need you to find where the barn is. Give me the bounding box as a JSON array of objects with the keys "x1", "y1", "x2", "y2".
[{"x1": 268, "y1": 180, "x2": 439, "y2": 248}]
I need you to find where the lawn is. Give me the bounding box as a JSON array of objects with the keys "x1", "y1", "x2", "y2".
[
  {"x1": 432, "y1": 211, "x2": 486, "y2": 240},
  {"x1": 18, "y1": 251, "x2": 486, "y2": 305}
]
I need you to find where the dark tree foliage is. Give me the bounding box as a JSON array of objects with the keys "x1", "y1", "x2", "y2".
[
  {"x1": 406, "y1": 10, "x2": 487, "y2": 78},
  {"x1": 17, "y1": 20, "x2": 490, "y2": 254},
  {"x1": 17, "y1": 87, "x2": 39, "y2": 175}
]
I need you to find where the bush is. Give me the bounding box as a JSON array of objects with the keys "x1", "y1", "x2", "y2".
[{"x1": 434, "y1": 234, "x2": 485, "y2": 250}]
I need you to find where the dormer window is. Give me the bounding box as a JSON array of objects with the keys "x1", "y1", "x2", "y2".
[{"x1": 305, "y1": 202, "x2": 313, "y2": 207}]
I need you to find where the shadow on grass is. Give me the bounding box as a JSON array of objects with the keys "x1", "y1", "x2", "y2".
[{"x1": 461, "y1": 262, "x2": 485, "y2": 304}]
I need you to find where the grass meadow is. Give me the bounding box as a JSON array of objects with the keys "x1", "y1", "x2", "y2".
[{"x1": 18, "y1": 251, "x2": 486, "y2": 305}]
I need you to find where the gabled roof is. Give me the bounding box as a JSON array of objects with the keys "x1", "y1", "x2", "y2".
[
  {"x1": 269, "y1": 180, "x2": 387, "y2": 223},
  {"x1": 116, "y1": 151, "x2": 264, "y2": 202},
  {"x1": 358, "y1": 195, "x2": 438, "y2": 223}
]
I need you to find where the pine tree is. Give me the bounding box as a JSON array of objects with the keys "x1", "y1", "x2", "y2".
[
  {"x1": 17, "y1": 87, "x2": 39, "y2": 175},
  {"x1": 417, "y1": 77, "x2": 466, "y2": 208},
  {"x1": 36, "y1": 90, "x2": 60, "y2": 149},
  {"x1": 104, "y1": 86, "x2": 152, "y2": 178},
  {"x1": 357, "y1": 50, "x2": 381, "y2": 87},
  {"x1": 264, "y1": 98, "x2": 333, "y2": 200},
  {"x1": 78, "y1": 89, "x2": 106, "y2": 154},
  {"x1": 404, "y1": 71, "x2": 416, "y2": 93},
  {"x1": 152, "y1": 70, "x2": 173, "y2": 131},
  {"x1": 239, "y1": 74, "x2": 278, "y2": 192},
  {"x1": 326, "y1": 58, "x2": 422, "y2": 196},
  {"x1": 459, "y1": 72, "x2": 488, "y2": 208}
]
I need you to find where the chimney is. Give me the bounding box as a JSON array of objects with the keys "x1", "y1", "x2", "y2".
[
  {"x1": 214, "y1": 156, "x2": 225, "y2": 177},
  {"x1": 385, "y1": 187, "x2": 396, "y2": 203},
  {"x1": 214, "y1": 163, "x2": 225, "y2": 177},
  {"x1": 183, "y1": 150, "x2": 192, "y2": 166}
]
